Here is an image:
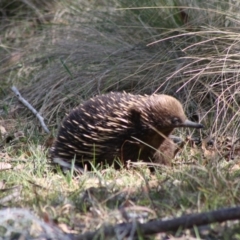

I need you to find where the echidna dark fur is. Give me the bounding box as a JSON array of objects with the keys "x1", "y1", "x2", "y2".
[{"x1": 51, "y1": 92, "x2": 203, "y2": 170}]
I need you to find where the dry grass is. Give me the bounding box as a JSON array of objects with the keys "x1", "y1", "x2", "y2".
[
  {"x1": 1, "y1": 0, "x2": 240, "y2": 239},
  {"x1": 1, "y1": 1, "x2": 240, "y2": 136}
]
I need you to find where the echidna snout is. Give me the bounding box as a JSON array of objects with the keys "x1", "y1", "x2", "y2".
[{"x1": 51, "y1": 92, "x2": 203, "y2": 169}]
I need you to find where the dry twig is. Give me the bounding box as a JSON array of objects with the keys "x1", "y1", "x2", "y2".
[
  {"x1": 75, "y1": 206, "x2": 240, "y2": 239},
  {"x1": 11, "y1": 86, "x2": 50, "y2": 133}
]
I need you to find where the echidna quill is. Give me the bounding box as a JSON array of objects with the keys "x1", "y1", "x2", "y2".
[{"x1": 51, "y1": 92, "x2": 203, "y2": 169}]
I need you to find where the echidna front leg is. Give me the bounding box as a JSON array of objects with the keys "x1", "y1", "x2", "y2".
[{"x1": 153, "y1": 138, "x2": 177, "y2": 166}]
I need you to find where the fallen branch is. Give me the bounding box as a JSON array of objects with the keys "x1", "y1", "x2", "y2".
[
  {"x1": 11, "y1": 86, "x2": 50, "y2": 134},
  {"x1": 75, "y1": 206, "x2": 240, "y2": 240}
]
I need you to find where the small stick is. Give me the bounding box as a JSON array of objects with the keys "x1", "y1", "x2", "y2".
[
  {"x1": 11, "y1": 86, "x2": 50, "y2": 134},
  {"x1": 75, "y1": 206, "x2": 240, "y2": 240}
]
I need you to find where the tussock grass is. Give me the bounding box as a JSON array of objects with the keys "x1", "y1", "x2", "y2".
[
  {"x1": 1, "y1": 1, "x2": 240, "y2": 137},
  {"x1": 1, "y1": 0, "x2": 240, "y2": 238}
]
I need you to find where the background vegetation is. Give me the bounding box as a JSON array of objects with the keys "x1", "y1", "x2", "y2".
[{"x1": 1, "y1": 0, "x2": 240, "y2": 239}]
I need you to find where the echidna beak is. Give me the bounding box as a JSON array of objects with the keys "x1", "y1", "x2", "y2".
[{"x1": 182, "y1": 119, "x2": 204, "y2": 129}]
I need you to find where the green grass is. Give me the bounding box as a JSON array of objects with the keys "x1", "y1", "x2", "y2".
[{"x1": 1, "y1": 135, "x2": 240, "y2": 239}]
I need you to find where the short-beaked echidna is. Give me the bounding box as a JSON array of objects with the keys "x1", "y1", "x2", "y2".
[{"x1": 51, "y1": 92, "x2": 203, "y2": 169}]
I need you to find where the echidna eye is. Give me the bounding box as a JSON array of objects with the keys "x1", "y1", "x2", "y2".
[{"x1": 171, "y1": 117, "x2": 181, "y2": 125}]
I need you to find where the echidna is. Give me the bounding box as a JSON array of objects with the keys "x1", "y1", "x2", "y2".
[{"x1": 51, "y1": 92, "x2": 203, "y2": 169}]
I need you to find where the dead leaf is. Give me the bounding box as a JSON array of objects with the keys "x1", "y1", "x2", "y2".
[
  {"x1": 14, "y1": 131, "x2": 25, "y2": 139},
  {"x1": 0, "y1": 162, "x2": 12, "y2": 170},
  {"x1": 0, "y1": 180, "x2": 6, "y2": 189},
  {"x1": 0, "y1": 126, "x2": 7, "y2": 139},
  {"x1": 44, "y1": 135, "x2": 55, "y2": 148},
  {"x1": 58, "y1": 223, "x2": 78, "y2": 234}
]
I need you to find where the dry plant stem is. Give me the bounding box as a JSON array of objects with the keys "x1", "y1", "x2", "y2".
[
  {"x1": 76, "y1": 206, "x2": 240, "y2": 240},
  {"x1": 11, "y1": 86, "x2": 50, "y2": 134}
]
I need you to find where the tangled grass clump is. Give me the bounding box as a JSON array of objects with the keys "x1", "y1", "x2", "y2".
[{"x1": 1, "y1": 1, "x2": 240, "y2": 141}]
